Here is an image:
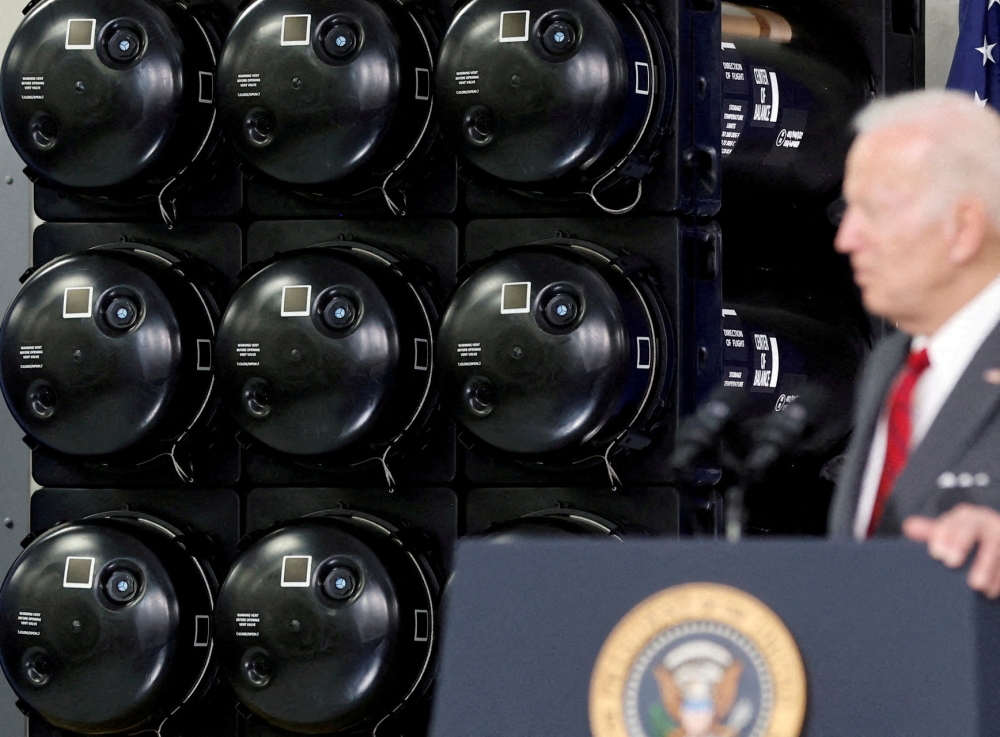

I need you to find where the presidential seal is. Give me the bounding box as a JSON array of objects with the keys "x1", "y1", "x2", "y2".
[{"x1": 590, "y1": 583, "x2": 806, "y2": 737}]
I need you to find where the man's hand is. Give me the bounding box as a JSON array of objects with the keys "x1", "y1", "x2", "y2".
[{"x1": 903, "y1": 503, "x2": 1000, "y2": 598}]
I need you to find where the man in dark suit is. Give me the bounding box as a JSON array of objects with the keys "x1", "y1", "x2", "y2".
[{"x1": 829, "y1": 90, "x2": 1000, "y2": 597}]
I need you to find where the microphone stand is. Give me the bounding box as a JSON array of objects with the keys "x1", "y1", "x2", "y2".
[
  {"x1": 671, "y1": 384, "x2": 826, "y2": 541},
  {"x1": 725, "y1": 482, "x2": 746, "y2": 542}
]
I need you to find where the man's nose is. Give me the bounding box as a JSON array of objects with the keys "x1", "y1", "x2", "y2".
[{"x1": 834, "y1": 207, "x2": 864, "y2": 254}]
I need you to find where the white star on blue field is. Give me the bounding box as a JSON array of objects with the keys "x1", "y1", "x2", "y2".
[{"x1": 949, "y1": 0, "x2": 1000, "y2": 109}]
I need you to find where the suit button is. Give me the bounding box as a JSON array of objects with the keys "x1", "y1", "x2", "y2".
[{"x1": 938, "y1": 472, "x2": 957, "y2": 488}]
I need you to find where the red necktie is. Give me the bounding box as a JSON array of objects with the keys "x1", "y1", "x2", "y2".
[{"x1": 867, "y1": 348, "x2": 931, "y2": 537}]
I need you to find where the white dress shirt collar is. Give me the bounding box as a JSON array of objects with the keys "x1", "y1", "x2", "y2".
[
  {"x1": 912, "y1": 273, "x2": 1000, "y2": 375},
  {"x1": 852, "y1": 272, "x2": 1000, "y2": 541},
  {"x1": 909, "y1": 272, "x2": 1000, "y2": 448}
]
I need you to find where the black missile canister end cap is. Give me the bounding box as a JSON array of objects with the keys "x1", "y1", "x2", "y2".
[
  {"x1": 213, "y1": 520, "x2": 436, "y2": 731},
  {"x1": 0, "y1": 520, "x2": 217, "y2": 732},
  {"x1": 435, "y1": 0, "x2": 655, "y2": 185},
  {"x1": 2, "y1": 0, "x2": 210, "y2": 190}
]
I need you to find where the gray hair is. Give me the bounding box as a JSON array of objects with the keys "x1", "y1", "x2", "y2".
[{"x1": 852, "y1": 90, "x2": 1000, "y2": 227}]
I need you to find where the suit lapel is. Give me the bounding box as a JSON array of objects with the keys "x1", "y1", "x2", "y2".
[
  {"x1": 889, "y1": 322, "x2": 1000, "y2": 520},
  {"x1": 828, "y1": 332, "x2": 909, "y2": 537}
]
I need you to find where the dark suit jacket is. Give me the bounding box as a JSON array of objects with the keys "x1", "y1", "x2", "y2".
[{"x1": 829, "y1": 322, "x2": 1000, "y2": 538}]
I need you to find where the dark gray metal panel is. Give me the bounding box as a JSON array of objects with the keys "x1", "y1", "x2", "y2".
[
  {"x1": 0, "y1": 6, "x2": 34, "y2": 735},
  {"x1": 0, "y1": 105, "x2": 32, "y2": 737}
]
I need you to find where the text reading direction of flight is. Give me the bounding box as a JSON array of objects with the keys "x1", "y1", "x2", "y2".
[{"x1": 590, "y1": 583, "x2": 806, "y2": 737}]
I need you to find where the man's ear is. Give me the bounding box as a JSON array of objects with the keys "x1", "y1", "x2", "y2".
[{"x1": 947, "y1": 197, "x2": 989, "y2": 265}]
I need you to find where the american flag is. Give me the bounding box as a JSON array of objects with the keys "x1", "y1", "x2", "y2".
[{"x1": 947, "y1": 0, "x2": 1000, "y2": 109}]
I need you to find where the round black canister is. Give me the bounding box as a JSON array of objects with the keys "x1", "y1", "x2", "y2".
[
  {"x1": 435, "y1": 0, "x2": 669, "y2": 205},
  {"x1": 214, "y1": 514, "x2": 436, "y2": 734},
  {"x1": 215, "y1": 244, "x2": 435, "y2": 459},
  {"x1": 0, "y1": 245, "x2": 217, "y2": 459},
  {"x1": 436, "y1": 242, "x2": 669, "y2": 462},
  {"x1": 0, "y1": 0, "x2": 220, "y2": 197},
  {"x1": 0, "y1": 513, "x2": 216, "y2": 734},
  {"x1": 216, "y1": 0, "x2": 436, "y2": 200}
]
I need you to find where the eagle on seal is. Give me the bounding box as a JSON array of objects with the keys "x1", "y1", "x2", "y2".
[{"x1": 653, "y1": 657, "x2": 744, "y2": 737}]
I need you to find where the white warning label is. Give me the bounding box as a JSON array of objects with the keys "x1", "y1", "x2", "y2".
[
  {"x1": 455, "y1": 70, "x2": 480, "y2": 95},
  {"x1": 775, "y1": 128, "x2": 804, "y2": 149},
  {"x1": 751, "y1": 333, "x2": 780, "y2": 392},
  {"x1": 237, "y1": 72, "x2": 261, "y2": 98},
  {"x1": 19, "y1": 344, "x2": 43, "y2": 369},
  {"x1": 750, "y1": 68, "x2": 780, "y2": 126},
  {"x1": 17, "y1": 611, "x2": 41, "y2": 636},
  {"x1": 457, "y1": 342, "x2": 481, "y2": 367},
  {"x1": 722, "y1": 101, "x2": 746, "y2": 156},
  {"x1": 723, "y1": 367, "x2": 747, "y2": 389},
  {"x1": 235, "y1": 612, "x2": 260, "y2": 637},
  {"x1": 236, "y1": 342, "x2": 260, "y2": 367},
  {"x1": 722, "y1": 60, "x2": 744, "y2": 82},
  {"x1": 21, "y1": 76, "x2": 44, "y2": 99}
]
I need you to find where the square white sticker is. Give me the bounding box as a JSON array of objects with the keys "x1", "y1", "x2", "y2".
[
  {"x1": 280, "y1": 555, "x2": 312, "y2": 587},
  {"x1": 500, "y1": 282, "x2": 531, "y2": 314},
  {"x1": 281, "y1": 15, "x2": 312, "y2": 46},
  {"x1": 499, "y1": 11, "x2": 530, "y2": 42},
  {"x1": 63, "y1": 557, "x2": 95, "y2": 588},
  {"x1": 63, "y1": 287, "x2": 93, "y2": 318},
  {"x1": 65, "y1": 19, "x2": 96, "y2": 50},
  {"x1": 281, "y1": 285, "x2": 312, "y2": 317}
]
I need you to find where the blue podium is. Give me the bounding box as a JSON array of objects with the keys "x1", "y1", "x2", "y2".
[{"x1": 429, "y1": 540, "x2": 1000, "y2": 737}]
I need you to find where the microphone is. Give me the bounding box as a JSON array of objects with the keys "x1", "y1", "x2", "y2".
[
  {"x1": 670, "y1": 385, "x2": 748, "y2": 474},
  {"x1": 744, "y1": 384, "x2": 830, "y2": 477}
]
